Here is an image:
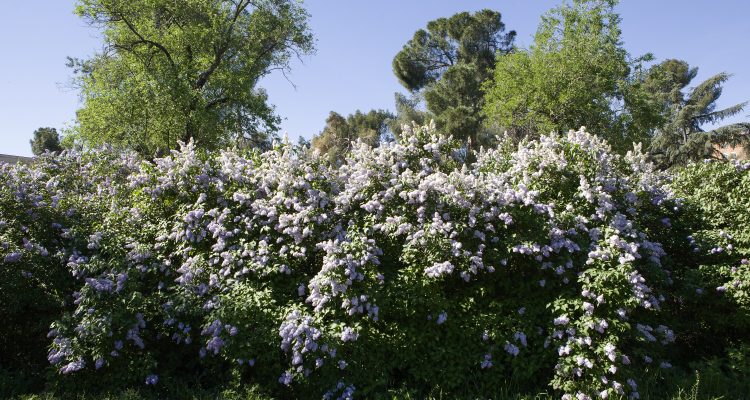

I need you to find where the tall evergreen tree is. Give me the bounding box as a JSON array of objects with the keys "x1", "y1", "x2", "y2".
[
  {"x1": 393, "y1": 10, "x2": 515, "y2": 151},
  {"x1": 645, "y1": 59, "x2": 749, "y2": 166},
  {"x1": 29, "y1": 127, "x2": 62, "y2": 155}
]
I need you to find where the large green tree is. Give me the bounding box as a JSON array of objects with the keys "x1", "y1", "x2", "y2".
[
  {"x1": 71, "y1": 0, "x2": 314, "y2": 156},
  {"x1": 29, "y1": 127, "x2": 62, "y2": 156},
  {"x1": 392, "y1": 10, "x2": 515, "y2": 151},
  {"x1": 482, "y1": 0, "x2": 661, "y2": 152},
  {"x1": 311, "y1": 109, "x2": 393, "y2": 165},
  {"x1": 645, "y1": 59, "x2": 749, "y2": 167}
]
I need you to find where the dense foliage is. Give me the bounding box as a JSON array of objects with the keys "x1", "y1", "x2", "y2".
[
  {"x1": 672, "y1": 160, "x2": 750, "y2": 314},
  {"x1": 29, "y1": 128, "x2": 63, "y2": 156},
  {"x1": 70, "y1": 0, "x2": 314, "y2": 156},
  {"x1": 482, "y1": 0, "x2": 661, "y2": 153},
  {"x1": 392, "y1": 10, "x2": 515, "y2": 150},
  {"x1": 644, "y1": 59, "x2": 749, "y2": 167},
  {"x1": 311, "y1": 110, "x2": 394, "y2": 165},
  {"x1": 3, "y1": 123, "x2": 749, "y2": 399},
  {"x1": 52, "y1": 0, "x2": 746, "y2": 167}
]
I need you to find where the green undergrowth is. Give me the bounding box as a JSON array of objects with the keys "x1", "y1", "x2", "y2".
[{"x1": 10, "y1": 364, "x2": 750, "y2": 400}]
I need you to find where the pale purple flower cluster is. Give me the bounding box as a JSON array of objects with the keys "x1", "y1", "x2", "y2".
[
  {"x1": 60, "y1": 358, "x2": 85, "y2": 374},
  {"x1": 86, "y1": 277, "x2": 114, "y2": 292},
  {"x1": 145, "y1": 374, "x2": 159, "y2": 385},
  {"x1": 424, "y1": 260, "x2": 454, "y2": 278},
  {"x1": 2, "y1": 125, "x2": 706, "y2": 398},
  {"x1": 504, "y1": 342, "x2": 520, "y2": 356},
  {"x1": 87, "y1": 232, "x2": 103, "y2": 249},
  {"x1": 47, "y1": 336, "x2": 73, "y2": 365},
  {"x1": 340, "y1": 326, "x2": 358, "y2": 342},
  {"x1": 480, "y1": 353, "x2": 493, "y2": 369},
  {"x1": 126, "y1": 313, "x2": 146, "y2": 349},
  {"x1": 307, "y1": 235, "x2": 382, "y2": 314},
  {"x1": 279, "y1": 310, "x2": 329, "y2": 382},
  {"x1": 4, "y1": 251, "x2": 22, "y2": 263},
  {"x1": 202, "y1": 319, "x2": 226, "y2": 355},
  {"x1": 323, "y1": 380, "x2": 356, "y2": 400}
]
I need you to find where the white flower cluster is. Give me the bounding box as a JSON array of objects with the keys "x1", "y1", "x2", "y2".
[{"x1": 3, "y1": 124, "x2": 701, "y2": 398}]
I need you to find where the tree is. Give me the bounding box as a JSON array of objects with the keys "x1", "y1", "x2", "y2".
[
  {"x1": 71, "y1": 0, "x2": 314, "y2": 156},
  {"x1": 392, "y1": 10, "x2": 515, "y2": 150},
  {"x1": 30, "y1": 127, "x2": 62, "y2": 155},
  {"x1": 482, "y1": 0, "x2": 661, "y2": 152},
  {"x1": 296, "y1": 136, "x2": 311, "y2": 150},
  {"x1": 387, "y1": 92, "x2": 432, "y2": 138},
  {"x1": 311, "y1": 109, "x2": 393, "y2": 164},
  {"x1": 645, "y1": 59, "x2": 749, "y2": 167}
]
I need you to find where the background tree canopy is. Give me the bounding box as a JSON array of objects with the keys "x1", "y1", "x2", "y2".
[
  {"x1": 387, "y1": 92, "x2": 434, "y2": 138},
  {"x1": 644, "y1": 59, "x2": 749, "y2": 167},
  {"x1": 71, "y1": 0, "x2": 314, "y2": 156},
  {"x1": 392, "y1": 9, "x2": 515, "y2": 151},
  {"x1": 29, "y1": 127, "x2": 62, "y2": 156},
  {"x1": 482, "y1": 0, "x2": 662, "y2": 153},
  {"x1": 311, "y1": 109, "x2": 393, "y2": 164}
]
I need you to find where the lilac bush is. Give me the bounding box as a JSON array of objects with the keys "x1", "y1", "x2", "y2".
[
  {"x1": 667, "y1": 159, "x2": 750, "y2": 361},
  {"x1": 2, "y1": 124, "x2": 747, "y2": 398},
  {"x1": 0, "y1": 147, "x2": 138, "y2": 381}
]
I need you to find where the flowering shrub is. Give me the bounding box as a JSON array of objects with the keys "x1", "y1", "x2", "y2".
[
  {"x1": 668, "y1": 160, "x2": 750, "y2": 356},
  {"x1": 0, "y1": 149, "x2": 138, "y2": 390},
  {"x1": 1, "y1": 124, "x2": 747, "y2": 398}
]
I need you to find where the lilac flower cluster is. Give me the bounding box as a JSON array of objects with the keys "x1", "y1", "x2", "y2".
[
  {"x1": 473, "y1": 129, "x2": 683, "y2": 398},
  {"x1": 323, "y1": 380, "x2": 356, "y2": 400},
  {"x1": 5, "y1": 123, "x2": 737, "y2": 398},
  {"x1": 278, "y1": 310, "x2": 329, "y2": 383}
]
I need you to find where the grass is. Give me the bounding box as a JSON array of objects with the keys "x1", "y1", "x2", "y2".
[
  {"x1": 9, "y1": 357, "x2": 750, "y2": 400},
  {"x1": 10, "y1": 375, "x2": 734, "y2": 400}
]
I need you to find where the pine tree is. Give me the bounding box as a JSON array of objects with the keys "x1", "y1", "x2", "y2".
[
  {"x1": 392, "y1": 10, "x2": 515, "y2": 151},
  {"x1": 645, "y1": 59, "x2": 749, "y2": 167},
  {"x1": 30, "y1": 127, "x2": 62, "y2": 155}
]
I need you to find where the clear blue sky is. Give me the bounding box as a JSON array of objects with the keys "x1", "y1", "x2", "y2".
[{"x1": 1, "y1": 1, "x2": 748, "y2": 157}]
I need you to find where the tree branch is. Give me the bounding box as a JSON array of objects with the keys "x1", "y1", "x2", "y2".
[
  {"x1": 194, "y1": 0, "x2": 252, "y2": 90},
  {"x1": 206, "y1": 96, "x2": 233, "y2": 109},
  {"x1": 117, "y1": 13, "x2": 177, "y2": 71}
]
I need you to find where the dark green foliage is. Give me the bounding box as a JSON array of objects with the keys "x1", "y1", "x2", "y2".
[
  {"x1": 422, "y1": 63, "x2": 485, "y2": 145},
  {"x1": 673, "y1": 161, "x2": 750, "y2": 255},
  {"x1": 393, "y1": 9, "x2": 515, "y2": 150},
  {"x1": 71, "y1": 0, "x2": 314, "y2": 156},
  {"x1": 645, "y1": 59, "x2": 749, "y2": 167},
  {"x1": 30, "y1": 127, "x2": 62, "y2": 156},
  {"x1": 5, "y1": 1, "x2": 750, "y2": 398},
  {"x1": 660, "y1": 161, "x2": 750, "y2": 398},
  {"x1": 392, "y1": 9, "x2": 515, "y2": 91},
  {"x1": 3, "y1": 130, "x2": 750, "y2": 400}
]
